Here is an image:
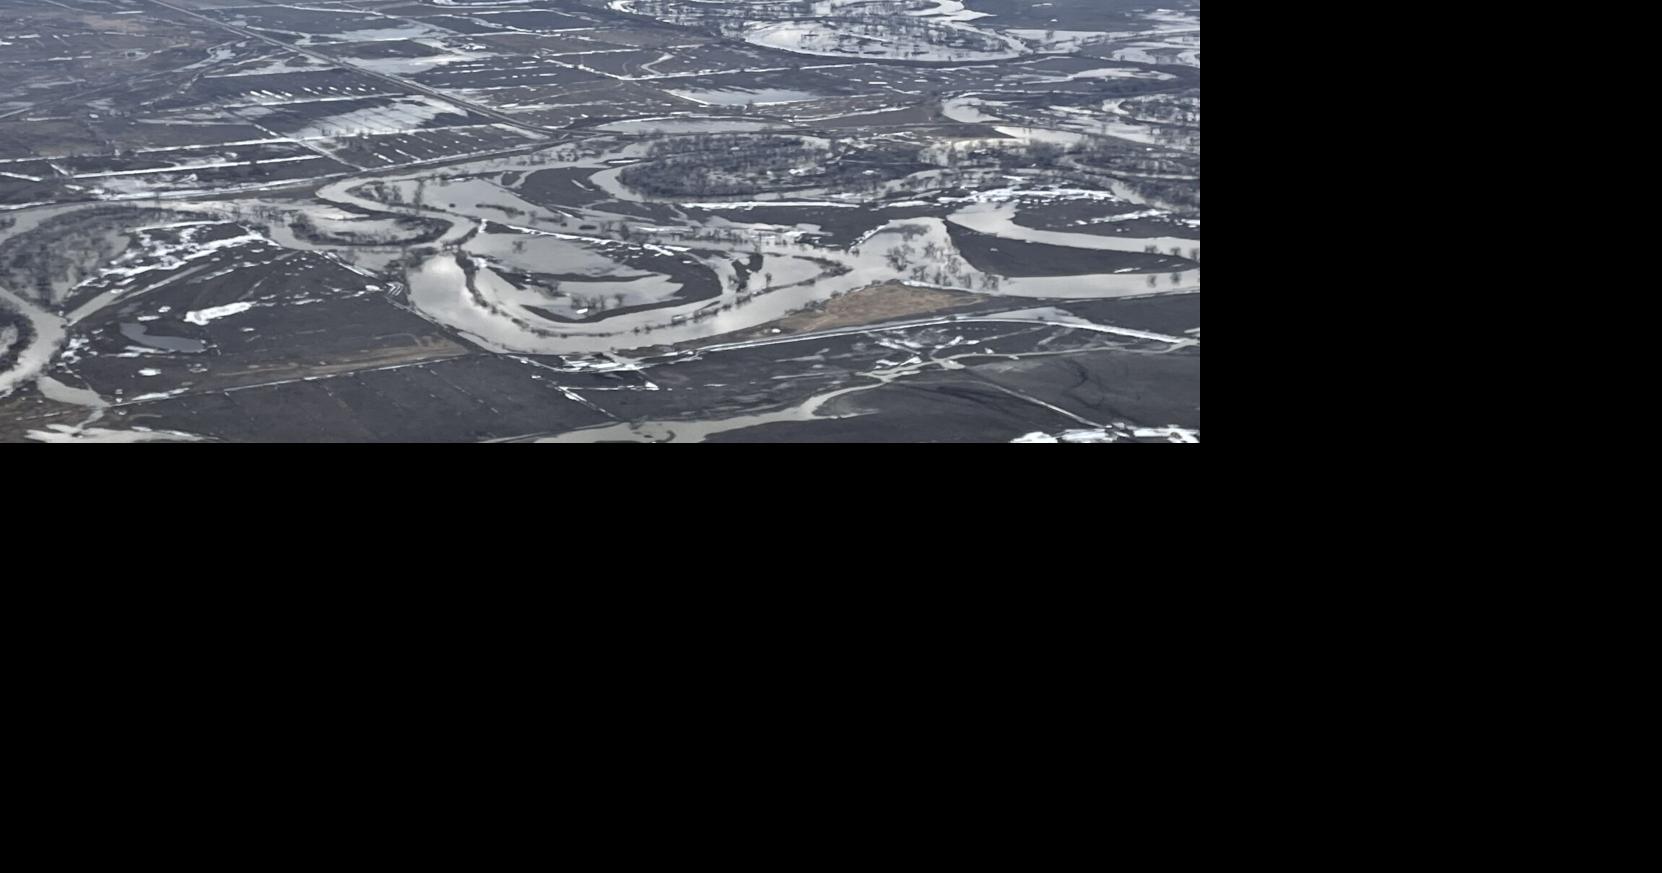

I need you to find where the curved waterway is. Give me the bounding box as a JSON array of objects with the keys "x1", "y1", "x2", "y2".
[
  {"x1": 406, "y1": 203, "x2": 1195, "y2": 355},
  {"x1": 0, "y1": 285, "x2": 66, "y2": 399},
  {"x1": 381, "y1": 137, "x2": 1202, "y2": 352},
  {"x1": 948, "y1": 201, "x2": 1200, "y2": 259},
  {"x1": 4, "y1": 127, "x2": 1199, "y2": 382}
]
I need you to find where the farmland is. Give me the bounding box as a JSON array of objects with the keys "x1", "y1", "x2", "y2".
[{"x1": 2, "y1": 0, "x2": 1199, "y2": 442}]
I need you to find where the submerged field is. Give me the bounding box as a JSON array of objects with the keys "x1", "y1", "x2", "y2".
[{"x1": 1, "y1": 0, "x2": 1199, "y2": 443}]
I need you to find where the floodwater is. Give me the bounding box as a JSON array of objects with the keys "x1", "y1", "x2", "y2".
[
  {"x1": 120, "y1": 322, "x2": 207, "y2": 353},
  {"x1": 7, "y1": 131, "x2": 1201, "y2": 369},
  {"x1": 666, "y1": 88, "x2": 824, "y2": 107},
  {"x1": 537, "y1": 378, "x2": 870, "y2": 442},
  {"x1": 948, "y1": 201, "x2": 1199, "y2": 259},
  {"x1": 379, "y1": 127, "x2": 1204, "y2": 354},
  {"x1": 407, "y1": 203, "x2": 1196, "y2": 355},
  {"x1": 0, "y1": 285, "x2": 66, "y2": 398}
]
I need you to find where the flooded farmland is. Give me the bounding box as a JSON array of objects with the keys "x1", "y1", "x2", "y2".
[{"x1": 2, "y1": 0, "x2": 1199, "y2": 443}]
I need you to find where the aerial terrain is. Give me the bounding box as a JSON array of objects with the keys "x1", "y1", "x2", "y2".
[{"x1": 0, "y1": 0, "x2": 1200, "y2": 443}]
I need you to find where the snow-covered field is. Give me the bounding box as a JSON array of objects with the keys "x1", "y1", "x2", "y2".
[
  {"x1": 743, "y1": 20, "x2": 1027, "y2": 62},
  {"x1": 238, "y1": 95, "x2": 464, "y2": 139}
]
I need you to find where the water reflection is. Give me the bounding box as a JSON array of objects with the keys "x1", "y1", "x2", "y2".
[{"x1": 120, "y1": 322, "x2": 206, "y2": 353}]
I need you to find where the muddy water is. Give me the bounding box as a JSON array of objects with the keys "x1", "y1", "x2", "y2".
[
  {"x1": 9, "y1": 167, "x2": 1197, "y2": 369},
  {"x1": 0, "y1": 285, "x2": 67, "y2": 398},
  {"x1": 120, "y1": 322, "x2": 207, "y2": 353},
  {"x1": 0, "y1": 203, "x2": 157, "y2": 397},
  {"x1": 0, "y1": 202, "x2": 93, "y2": 243},
  {"x1": 666, "y1": 89, "x2": 824, "y2": 107},
  {"x1": 407, "y1": 205, "x2": 1195, "y2": 354},
  {"x1": 37, "y1": 374, "x2": 104, "y2": 408},
  {"x1": 949, "y1": 201, "x2": 1199, "y2": 259},
  {"x1": 38, "y1": 132, "x2": 1196, "y2": 359},
  {"x1": 537, "y1": 380, "x2": 871, "y2": 443}
]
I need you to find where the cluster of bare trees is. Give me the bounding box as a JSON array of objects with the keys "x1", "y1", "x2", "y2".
[
  {"x1": 622, "y1": 0, "x2": 934, "y2": 25},
  {"x1": 290, "y1": 211, "x2": 436, "y2": 248},
  {"x1": 799, "y1": 15, "x2": 1007, "y2": 54},
  {"x1": 0, "y1": 207, "x2": 177, "y2": 306},
  {"x1": 624, "y1": 135, "x2": 830, "y2": 197},
  {"x1": 623, "y1": 133, "x2": 919, "y2": 198},
  {"x1": 516, "y1": 144, "x2": 606, "y2": 167},
  {"x1": 357, "y1": 180, "x2": 409, "y2": 207},
  {"x1": 621, "y1": 0, "x2": 1007, "y2": 54},
  {"x1": 568, "y1": 291, "x2": 631, "y2": 315},
  {"x1": 1120, "y1": 94, "x2": 1201, "y2": 127},
  {"x1": 1142, "y1": 243, "x2": 1201, "y2": 262},
  {"x1": 882, "y1": 238, "x2": 996, "y2": 291},
  {"x1": 949, "y1": 136, "x2": 1197, "y2": 209},
  {"x1": 0, "y1": 312, "x2": 30, "y2": 375}
]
